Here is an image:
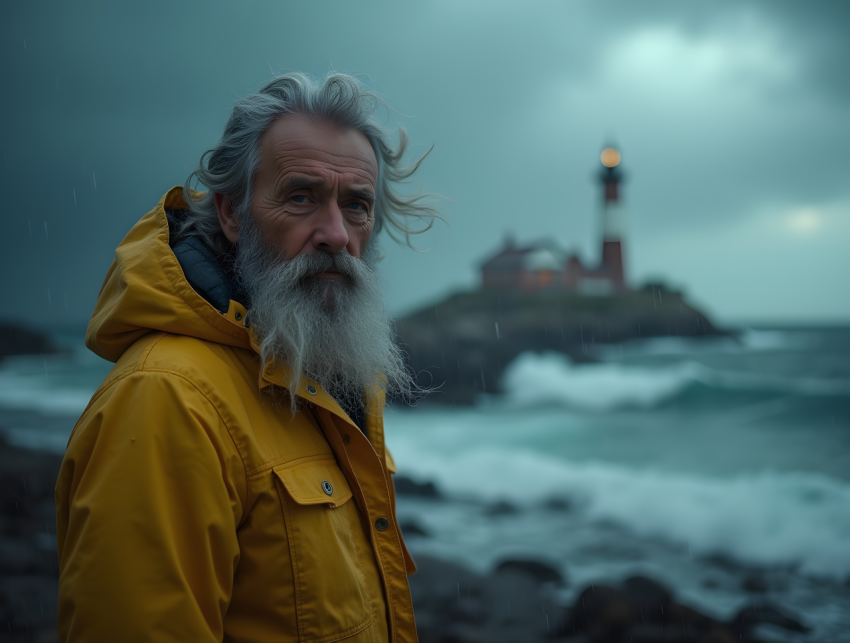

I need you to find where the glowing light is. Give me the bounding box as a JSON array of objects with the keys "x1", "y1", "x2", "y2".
[{"x1": 601, "y1": 148, "x2": 621, "y2": 168}]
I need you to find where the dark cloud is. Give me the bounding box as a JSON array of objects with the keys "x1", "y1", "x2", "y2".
[{"x1": 1, "y1": 0, "x2": 848, "y2": 326}]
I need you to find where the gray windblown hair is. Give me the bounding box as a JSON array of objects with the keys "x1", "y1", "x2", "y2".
[{"x1": 176, "y1": 72, "x2": 440, "y2": 252}]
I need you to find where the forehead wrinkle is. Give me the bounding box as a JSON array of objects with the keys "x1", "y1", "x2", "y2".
[
  {"x1": 271, "y1": 153, "x2": 377, "y2": 184},
  {"x1": 260, "y1": 113, "x2": 378, "y2": 173},
  {"x1": 279, "y1": 176, "x2": 323, "y2": 190},
  {"x1": 271, "y1": 170, "x2": 376, "y2": 201},
  {"x1": 275, "y1": 168, "x2": 375, "y2": 189},
  {"x1": 266, "y1": 137, "x2": 377, "y2": 176},
  {"x1": 269, "y1": 165, "x2": 378, "y2": 197},
  {"x1": 275, "y1": 160, "x2": 376, "y2": 184}
]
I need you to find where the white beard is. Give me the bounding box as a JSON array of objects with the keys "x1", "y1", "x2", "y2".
[{"x1": 234, "y1": 214, "x2": 415, "y2": 414}]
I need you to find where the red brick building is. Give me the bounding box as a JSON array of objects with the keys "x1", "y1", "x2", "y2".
[{"x1": 481, "y1": 147, "x2": 628, "y2": 294}]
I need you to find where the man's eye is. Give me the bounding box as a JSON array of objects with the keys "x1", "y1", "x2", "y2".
[
  {"x1": 347, "y1": 202, "x2": 367, "y2": 212},
  {"x1": 290, "y1": 195, "x2": 309, "y2": 204}
]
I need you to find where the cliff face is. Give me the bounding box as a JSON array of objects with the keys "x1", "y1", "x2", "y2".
[{"x1": 396, "y1": 285, "x2": 724, "y2": 405}]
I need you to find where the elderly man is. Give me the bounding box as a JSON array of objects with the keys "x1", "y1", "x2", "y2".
[{"x1": 55, "y1": 73, "x2": 436, "y2": 643}]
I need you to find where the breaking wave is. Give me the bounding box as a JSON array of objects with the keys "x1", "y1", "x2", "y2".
[
  {"x1": 388, "y1": 433, "x2": 850, "y2": 579},
  {"x1": 0, "y1": 372, "x2": 93, "y2": 416},
  {"x1": 501, "y1": 352, "x2": 850, "y2": 411},
  {"x1": 2, "y1": 427, "x2": 72, "y2": 454},
  {"x1": 602, "y1": 328, "x2": 808, "y2": 357}
]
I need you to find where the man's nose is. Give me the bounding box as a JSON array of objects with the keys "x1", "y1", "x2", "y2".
[{"x1": 311, "y1": 203, "x2": 350, "y2": 254}]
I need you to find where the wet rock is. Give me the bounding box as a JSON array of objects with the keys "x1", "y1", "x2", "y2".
[
  {"x1": 565, "y1": 583, "x2": 636, "y2": 640},
  {"x1": 741, "y1": 574, "x2": 768, "y2": 593},
  {"x1": 0, "y1": 323, "x2": 55, "y2": 359},
  {"x1": 494, "y1": 558, "x2": 565, "y2": 587},
  {"x1": 0, "y1": 439, "x2": 63, "y2": 641},
  {"x1": 0, "y1": 536, "x2": 41, "y2": 574},
  {"x1": 732, "y1": 599, "x2": 809, "y2": 637},
  {"x1": 621, "y1": 574, "x2": 674, "y2": 614},
  {"x1": 409, "y1": 556, "x2": 811, "y2": 642},
  {"x1": 555, "y1": 574, "x2": 809, "y2": 643},
  {"x1": 409, "y1": 555, "x2": 555, "y2": 642},
  {"x1": 703, "y1": 552, "x2": 744, "y2": 571},
  {"x1": 393, "y1": 475, "x2": 441, "y2": 498},
  {"x1": 483, "y1": 499, "x2": 518, "y2": 516},
  {"x1": 542, "y1": 497, "x2": 572, "y2": 512}
]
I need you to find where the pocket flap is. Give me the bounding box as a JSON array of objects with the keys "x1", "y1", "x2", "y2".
[{"x1": 274, "y1": 459, "x2": 353, "y2": 508}]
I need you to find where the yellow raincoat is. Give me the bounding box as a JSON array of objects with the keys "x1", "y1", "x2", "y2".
[{"x1": 55, "y1": 187, "x2": 417, "y2": 643}]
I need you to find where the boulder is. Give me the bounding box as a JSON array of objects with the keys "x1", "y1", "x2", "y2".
[
  {"x1": 393, "y1": 475, "x2": 441, "y2": 498},
  {"x1": 494, "y1": 558, "x2": 565, "y2": 587}
]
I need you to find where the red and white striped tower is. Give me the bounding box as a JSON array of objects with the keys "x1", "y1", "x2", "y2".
[{"x1": 599, "y1": 146, "x2": 626, "y2": 290}]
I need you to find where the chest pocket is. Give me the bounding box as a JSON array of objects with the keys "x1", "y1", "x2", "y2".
[{"x1": 274, "y1": 459, "x2": 374, "y2": 642}]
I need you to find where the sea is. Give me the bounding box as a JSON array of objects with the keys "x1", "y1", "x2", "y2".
[{"x1": 2, "y1": 326, "x2": 848, "y2": 641}]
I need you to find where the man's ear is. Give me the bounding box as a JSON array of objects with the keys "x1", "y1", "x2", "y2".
[{"x1": 215, "y1": 193, "x2": 239, "y2": 243}]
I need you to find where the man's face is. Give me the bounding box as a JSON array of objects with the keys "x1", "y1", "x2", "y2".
[
  {"x1": 222, "y1": 114, "x2": 414, "y2": 407},
  {"x1": 219, "y1": 114, "x2": 378, "y2": 281}
]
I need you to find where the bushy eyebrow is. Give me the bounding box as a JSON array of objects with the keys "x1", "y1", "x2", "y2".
[
  {"x1": 348, "y1": 187, "x2": 376, "y2": 205},
  {"x1": 279, "y1": 176, "x2": 323, "y2": 192},
  {"x1": 279, "y1": 176, "x2": 375, "y2": 205}
]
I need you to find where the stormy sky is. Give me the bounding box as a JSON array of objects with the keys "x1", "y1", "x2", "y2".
[{"x1": 2, "y1": 0, "x2": 849, "y2": 328}]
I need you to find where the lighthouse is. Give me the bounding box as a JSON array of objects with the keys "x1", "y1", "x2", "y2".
[
  {"x1": 599, "y1": 146, "x2": 626, "y2": 290},
  {"x1": 479, "y1": 145, "x2": 631, "y2": 294}
]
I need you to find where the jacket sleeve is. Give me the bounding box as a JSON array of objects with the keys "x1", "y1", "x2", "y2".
[{"x1": 55, "y1": 371, "x2": 246, "y2": 643}]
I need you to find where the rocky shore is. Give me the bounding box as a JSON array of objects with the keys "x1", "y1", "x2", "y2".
[
  {"x1": 396, "y1": 476, "x2": 812, "y2": 643},
  {"x1": 0, "y1": 440, "x2": 813, "y2": 643},
  {"x1": 396, "y1": 285, "x2": 727, "y2": 405},
  {"x1": 408, "y1": 554, "x2": 809, "y2": 643},
  {"x1": 0, "y1": 437, "x2": 62, "y2": 642}
]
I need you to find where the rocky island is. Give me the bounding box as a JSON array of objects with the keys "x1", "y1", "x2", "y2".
[
  {"x1": 396, "y1": 147, "x2": 727, "y2": 404},
  {"x1": 397, "y1": 284, "x2": 724, "y2": 405}
]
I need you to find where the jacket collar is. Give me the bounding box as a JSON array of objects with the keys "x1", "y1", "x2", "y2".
[
  {"x1": 249, "y1": 329, "x2": 383, "y2": 434},
  {"x1": 170, "y1": 234, "x2": 248, "y2": 314}
]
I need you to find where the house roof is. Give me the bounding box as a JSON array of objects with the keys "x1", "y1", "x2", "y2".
[{"x1": 480, "y1": 239, "x2": 569, "y2": 272}]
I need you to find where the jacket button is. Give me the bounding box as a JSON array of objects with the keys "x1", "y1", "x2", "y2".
[
  {"x1": 235, "y1": 311, "x2": 242, "y2": 321},
  {"x1": 375, "y1": 517, "x2": 389, "y2": 531},
  {"x1": 322, "y1": 481, "x2": 333, "y2": 496},
  {"x1": 306, "y1": 385, "x2": 317, "y2": 395}
]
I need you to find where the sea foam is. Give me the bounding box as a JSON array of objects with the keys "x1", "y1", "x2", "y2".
[
  {"x1": 386, "y1": 417, "x2": 850, "y2": 579},
  {"x1": 501, "y1": 351, "x2": 850, "y2": 411},
  {"x1": 0, "y1": 375, "x2": 93, "y2": 415}
]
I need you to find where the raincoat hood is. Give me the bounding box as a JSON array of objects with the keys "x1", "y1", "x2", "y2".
[
  {"x1": 61, "y1": 187, "x2": 417, "y2": 642},
  {"x1": 86, "y1": 186, "x2": 252, "y2": 363}
]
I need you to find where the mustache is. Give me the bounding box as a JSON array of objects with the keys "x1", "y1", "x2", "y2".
[{"x1": 279, "y1": 250, "x2": 364, "y2": 287}]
